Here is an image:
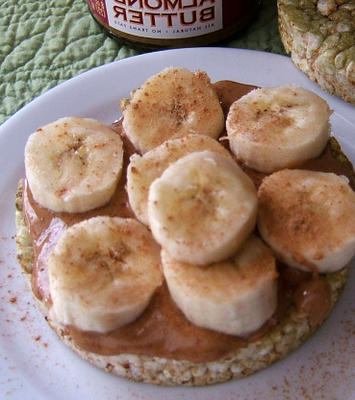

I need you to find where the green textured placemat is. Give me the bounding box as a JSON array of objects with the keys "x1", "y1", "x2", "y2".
[{"x1": 0, "y1": 0, "x2": 285, "y2": 125}]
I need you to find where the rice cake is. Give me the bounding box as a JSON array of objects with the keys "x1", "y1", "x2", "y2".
[{"x1": 277, "y1": 0, "x2": 355, "y2": 104}]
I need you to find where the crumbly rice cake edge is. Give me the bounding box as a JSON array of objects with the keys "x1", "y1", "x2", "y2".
[{"x1": 277, "y1": 0, "x2": 355, "y2": 104}]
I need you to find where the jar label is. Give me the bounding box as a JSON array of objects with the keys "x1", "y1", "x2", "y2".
[{"x1": 89, "y1": 0, "x2": 223, "y2": 39}]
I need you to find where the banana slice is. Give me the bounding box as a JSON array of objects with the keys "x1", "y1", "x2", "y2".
[
  {"x1": 257, "y1": 169, "x2": 355, "y2": 273},
  {"x1": 48, "y1": 216, "x2": 163, "y2": 333},
  {"x1": 162, "y1": 234, "x2": 278, "y2": 337},
  {"x1": 148, "y1": 151, "x2": 258, "y2": 265},
  {"x1": 127, "y1": 134, "x2": 232, "y2": 225},
  {"x1": 24, "y1": 116, "x2": 123, "y2": 213},
  {"x1": 121, "y1": 67, "x2": 225, "y2": 154},
  {"x1": 226, "y1": 85, "x2": 331, "y2": 173}
]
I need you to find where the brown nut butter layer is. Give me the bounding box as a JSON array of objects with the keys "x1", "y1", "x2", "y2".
[{"x1": 22, "y1": 81, "x2": 353, "y2": 364}]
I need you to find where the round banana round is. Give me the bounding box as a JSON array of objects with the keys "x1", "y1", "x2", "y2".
[
  {"x1": 127, "y1": 134, "x2": 232, "y2": 225},
  {"x1": 257, "y1": 169, "x2": 355, "y2": 273},
  {"x1": 148, "y1": 150, "x2": 258, "y2": 265},
  {"x1": 48, "y1": 216, "x2": 163, "y2": 333},
  {"x1": 226, "y1": 85, "x2": 331, "y2": 173},
  {"x1": 121, "y1": 67, "x2": 225, "y2": 154},
  {"x1": 24, "y1": 116, "x2": 124, "y2": 213},
  {"x1": 162, "y1": 235, "x2": 278, "y2": 337}
]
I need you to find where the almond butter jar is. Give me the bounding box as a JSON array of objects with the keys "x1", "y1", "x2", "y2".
[{"x1": 87, "y1": 0, "x2": 261, "y2": 50}]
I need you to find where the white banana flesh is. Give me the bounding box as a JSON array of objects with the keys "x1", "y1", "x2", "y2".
[
  {"x1": 226, "y1": 85, "x2": 331, "y2": 173},
  {"x1": 148, "y1": 151, "x2": 258, "y2": 265},
  {"x1": 48, "y1": 216, "x2": 163, "y2": 333},
  {"x1": 257, "y1": 169, "x2": 355, "y2": 273},
  {"x1": 24, "y1": 117, "x2": 123, "y2": 213},
  {"x1": 127, "y1": 134, "x2": 232, "y2": 225},
  {"x1": 162, "y1": 235, "x2": 278, "y2": 336},
  {"x1": 122, "y1": 67, "x2": 225, "y2": 154}
]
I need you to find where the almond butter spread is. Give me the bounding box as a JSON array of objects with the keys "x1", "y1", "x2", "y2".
[
  {"x1": 87, "y1": 1, "x2": 261, "y2": 50},
  {"x1": 22, "y1": 81, "x2": 353, "y2": 363}
]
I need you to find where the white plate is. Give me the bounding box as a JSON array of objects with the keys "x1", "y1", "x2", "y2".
[{"x1": 0, "y1": 48, "x2": 354, "y2": 400}]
